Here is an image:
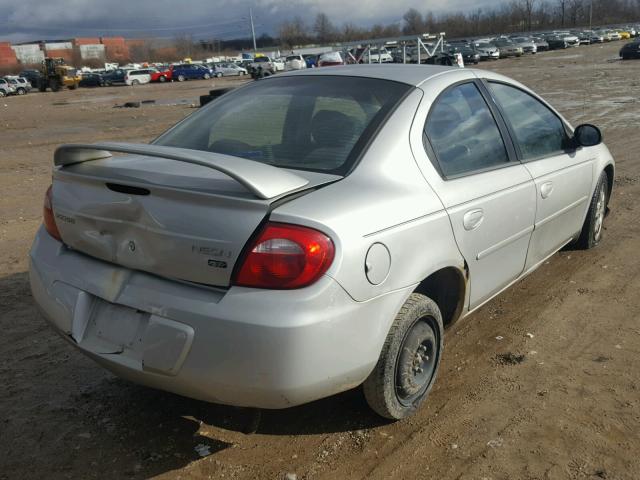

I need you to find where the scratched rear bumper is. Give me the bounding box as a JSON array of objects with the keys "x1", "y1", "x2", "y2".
[{"x1": 29, "y1": 226, "x2": 409, "y2": 408}]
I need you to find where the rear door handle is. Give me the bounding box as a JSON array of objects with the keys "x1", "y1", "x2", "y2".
[
  {"x1": 541, "y1": 181, "x2": 554, "y2": 199},
  {"x1": 463, "y1": 208, "x2": 484, "y2": 231}
]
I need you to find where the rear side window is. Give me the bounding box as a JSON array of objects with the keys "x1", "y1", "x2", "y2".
[
  {"x1": 425, "y1": 82, "x2": 510, "y2": 177},
  {"x1": 155, "y1": 76, "x2": 410, "y2": 175},
  {"x1": 488, "y1": 82, "x2": 568, "y2": 160}
]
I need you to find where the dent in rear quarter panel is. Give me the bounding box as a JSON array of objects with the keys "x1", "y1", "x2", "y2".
[{"x1": 271, "y1": 88, "x2": 466, "y2": 305}]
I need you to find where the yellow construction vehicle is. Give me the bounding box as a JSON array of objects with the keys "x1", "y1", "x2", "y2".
[{"x1": 38, "y1": 57, "x2": 80, "y2": 92}]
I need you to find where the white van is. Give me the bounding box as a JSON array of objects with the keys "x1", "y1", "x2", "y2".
[{"x1": 125, "y1": 69, "x2": 152, "y2": 86}]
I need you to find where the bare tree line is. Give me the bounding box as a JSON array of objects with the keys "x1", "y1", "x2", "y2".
[{"x1": 278, "y1": 0, "x2": 640, "y2": 47}]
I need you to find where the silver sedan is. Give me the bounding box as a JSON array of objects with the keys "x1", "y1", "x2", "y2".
[
  {"x1": 214, "y1": 63, "x2": 248, "y2": 76},
  {"x1": 30, "y1": 65, "x2": 614, "y2": 420}
]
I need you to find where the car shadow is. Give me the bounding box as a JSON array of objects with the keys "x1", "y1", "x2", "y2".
[{"x1": 0, "y1": 271, "x2": 389, "y2": 479}]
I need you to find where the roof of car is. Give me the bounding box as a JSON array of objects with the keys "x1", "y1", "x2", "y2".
[{"x1": 279, "y1": 64, "x2": 459, "y2": 87}]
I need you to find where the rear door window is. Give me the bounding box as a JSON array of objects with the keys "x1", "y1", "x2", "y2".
[{"x1": 424, "y1": 82, "x2": 511, "y2": 177}]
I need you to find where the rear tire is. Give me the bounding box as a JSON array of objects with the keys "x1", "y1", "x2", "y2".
[
  {"x1": 159, "y1": 75, "x2": 166, "y2": 82},
  {"x1": 131, "y1": 79, "x2": 140, "y2": 86},
  {"x1": 203, "y1": 73, "x2": 211, "y2": 79},
  {"x1": 363, "y1": 293, "x2": 443, "y2": 420},
  {"x1": 576, "y1": 171, "x2": 609, "y2": 249},
  {"x1": 17, "y1": 88, "x2": 26, "y2": 95},
  {"x1": 177, "y1": 75, "x2": 185, "y2": 82},
  {"x1": 0, "y1": 90, "x2": 5, "y2": 97}
]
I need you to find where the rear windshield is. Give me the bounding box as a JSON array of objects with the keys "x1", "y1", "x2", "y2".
[{"x1": 155, "y1": 76, "x2": 411, "y2": 174}]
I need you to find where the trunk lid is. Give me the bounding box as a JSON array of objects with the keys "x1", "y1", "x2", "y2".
[{"x1": 51, "y1": 146, "x2": 339, "y2": 287}]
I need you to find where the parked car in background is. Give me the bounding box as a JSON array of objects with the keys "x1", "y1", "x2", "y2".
[
  {"x1": 471, "y1": 41, "x2": 500, "y2": 60},
  {"x1": 0, "y1": 81, "x2": 11, "y2": 97},
  {"x1": 171, "y1": 64, "x2": 212, "y2": 82},
  {"x1": 285, "y1": 55, "x2": 307, "y2": 70},
  {"x1": 125, "y1": 69, "x2": 152, "y2": 86},
  {"x1": 531, "y1": 36, "x2": 550, "y2": 51},
  {"x1": 571, "y1": 31, "x2": 592, "y2": 44},
  {"x1": 447, "y1": 46, "x2": 480, "y2": 64},
  {"x1": 616, "y1": 29, "x2": 631, "y2": 39},
  {"x1": 546, "y1": 35, "x2": 570, "y2": 50},
  {"x1": 608, "y1": 30, "x2": 622, "y2": 41},
  {"x1": 557, "y1": 33, "x2": 580, "y2": 46},
  {"x1": 5, "y1": 76, "x2": 31, "y2": 94},
  {"x1": 18, "y1": 69, "x2": 41, "y2": 88},
  {"x1": 101, "y1": 69, "x2": 127, "y2": 86},
  {"x1": 590, "y1": 32, "x2": 605, "y2": 43},
  {"x1": 492, "y1": 39, "x2": 523, "y2": 57},
  {"x1": 273, "y1": 58, "x2": 286, "y2": 71},
  {"x1": 215, "y1": 63, "x2": 248, "y2": 76},
  {"x1": 510, "y1": 36, "x2": 538, "y2": 54},
  {"x1": 303, "y1": 54, "x2": 317, "y2": 68},
  {"x1": 317, "y1": 51, "x2": 344, "y2": 67},
  {"x1": 248, "y1": 56, "x2": 278, "y2": 76},
  {"x1": 620, "y1": 39, "x2": 640, "y2": 59},
  {"x1": 79, "y1": 73, "x2": 104, "y2": 87},
  {"x1": 32, "y1": 65, "x2": 614, "y2": 421},
  {"x1": 149, "y1": 68, "x2": 172, "y2": 83},
  {"x1": 355, "y1": 47, "x2": 394, "y2": 63},
  {"x1": 0, "y1": 78, "x2": 17, "y2": 95}
]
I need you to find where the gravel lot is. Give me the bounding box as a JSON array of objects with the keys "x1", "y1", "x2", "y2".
[{"x1": 1, "y1": 41, "x2": 639, "y2": 480}]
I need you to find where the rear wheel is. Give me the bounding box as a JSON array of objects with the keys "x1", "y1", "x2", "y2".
[
  {"x1": 576, "y1": 171, "x2": 609, "y2": 249},
  {"x1": 50, "y1": 80, "x2": 60, "y2": 92},
  {"x1": 363, "y1": 293, "x2": 443, "y2": 420},
  {"x1": 203, "y1": 73, "x2": 211, "y2": 79},
  {"x1": 0, "y1": 90, "x2": 5, "y2": 97},
  {"x1": 159, "y1": 75, "x2": 167, "y2": 83},
  {"x1": 177, "y1": 75, "x2": 185, "y2": 82},
  {"x1": 131, "y1": 79, "x2": 140, "y2": 86},
  {"x1": 17, "y1": 88, "x2": 26, "y2": 95}
]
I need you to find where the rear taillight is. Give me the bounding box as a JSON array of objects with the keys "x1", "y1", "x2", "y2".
[
  {"x1": 43, "y1": 185, "x2": 62, "y2": 242},
  {"x1": 233, "y1": 222, "x2": 335, "y2": 289}
]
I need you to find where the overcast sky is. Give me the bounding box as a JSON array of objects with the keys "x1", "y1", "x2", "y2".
[{"x1": 0, "y1": 0, "x2": 500, "y2": 43}]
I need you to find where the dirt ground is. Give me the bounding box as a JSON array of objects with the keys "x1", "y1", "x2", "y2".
[{"x1": 2, "y1": 42, "x2": 640, "y2": 480}]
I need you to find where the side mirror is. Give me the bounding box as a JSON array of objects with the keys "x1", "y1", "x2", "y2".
[{"x1": 574, "y1": 124, "x2": 602, "y2": 147}]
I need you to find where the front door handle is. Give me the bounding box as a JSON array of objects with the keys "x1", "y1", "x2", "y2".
[
  {"x1": 541, "y1": 181, "x2": 554, "y2": 199},
  {"x1": 463, "y1": 208, "x2": 484, "y2": 231}
]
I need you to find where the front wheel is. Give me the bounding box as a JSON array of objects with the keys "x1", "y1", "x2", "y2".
[
  {"x1": 177, "y1": 75, "x2": 185, "y2": 82},
  {"x1": 216, "y1": 72, "x2": 223, "y2": 78},
  {"x1": 363, "y1": 293, "x2": 443, "y2": 420},
  {"x1": 576, "y1": 171, "x2": 609, "y2": 249},
  {"x1": 203, "y1": 73, "x2": 211, "y2": 79},
  {"x1": 0, "y1": 90, "x2": 5, "y2": 97}
]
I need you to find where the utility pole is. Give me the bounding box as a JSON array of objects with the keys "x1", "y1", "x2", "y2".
[
  {"x1": 589, "y1": 0, "x2": 593, "y2": 31},
  {"x1": 249, "y1": 8, "x2": 257, "y2": 52}
]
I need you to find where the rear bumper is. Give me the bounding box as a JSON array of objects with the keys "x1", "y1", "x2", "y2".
[{"x1": 29, "y1": 227, "x2": 409, "y2": 408}]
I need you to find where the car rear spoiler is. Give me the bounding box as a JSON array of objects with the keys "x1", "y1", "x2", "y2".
[{"x1": 54, "y1": 142, "x2": 309, "y2": 200}]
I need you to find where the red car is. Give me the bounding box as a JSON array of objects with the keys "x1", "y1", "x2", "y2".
[{"x1": 149, "y1": 68, "x2": 172, "y2": 83}]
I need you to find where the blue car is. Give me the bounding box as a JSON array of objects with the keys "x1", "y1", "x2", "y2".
[{"x1": 170, "y1": 64, "x2": 213, "y2": 82}]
